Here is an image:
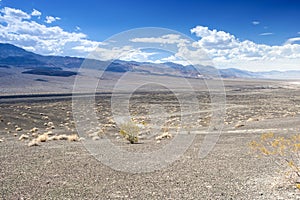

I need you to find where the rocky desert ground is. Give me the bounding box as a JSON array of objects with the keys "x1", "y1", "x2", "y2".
[{"x1": 1, "y1": 76, "x2": 300, "y2": 199}]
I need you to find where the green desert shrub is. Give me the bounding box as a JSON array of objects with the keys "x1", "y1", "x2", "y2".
[
  {"x1": 119, "y1": 121, "x2": 139, "y2": 144},
  {"x1": 249, "y1": 132, "x2": 300, "y2": 189}
]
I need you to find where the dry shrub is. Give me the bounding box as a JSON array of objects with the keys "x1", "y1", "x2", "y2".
[
  {"x1": 119, "y1": 121, "x2": 139, "y2": 144},
  {"x1": 67, "y1": 134, "x2": 79, "y2": 142},
  {"x1": 250, "y1": 132, "x2": 300, "y2": 189}
]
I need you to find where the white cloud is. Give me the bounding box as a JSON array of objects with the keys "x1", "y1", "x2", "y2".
[
  {"x1": 130, "y1": 34, "x2": 214, "y2": 65},
  {"x1": 130, "y1": 34, "x2": 189, "y2": 45},
  {"x1": 285, "y1": 37, "x2": 300, "y2": 45},
  {"x1": 31, "y1": 9, "x2": 41, "y2": 18},
  {"x1": 0, "y1": 7, "x2": 101, "y2": 57},
  {"x1": 75, "y1": 26, "x2": 81, "y2": 31},
  {"x1": 191, "y1": 25, "x2": 300, "y2": 71},
  {"x1": 252, "y1": 21, "x2": 260, "y2": 25},
  {"x1": 0, "y1": 7, "x2": 30, "y2": 21},
  {"x1": 86, "y1": 45, "x2": 157, "y2": 63},
  {"x1": 45, "y1": 16, "x2": 60, "y2": 24},
  {"x1": 259, "y1": 32, "x2": 273, "y2": 36}
]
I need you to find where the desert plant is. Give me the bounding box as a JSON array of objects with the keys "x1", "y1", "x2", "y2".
[
  {"x1": 249, "y1": 132, "x2": 300, "y2": 189},
  {"x1": 119, "y1": 121, "x2": 139, "y2": 144}
]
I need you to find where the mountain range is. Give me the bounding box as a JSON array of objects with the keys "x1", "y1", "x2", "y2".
[{"x1": 0, "y1": 43, "x2": 300, "y2": 79}]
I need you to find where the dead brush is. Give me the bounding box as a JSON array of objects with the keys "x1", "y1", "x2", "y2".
[
  {"x1": 27, "y1": 129, "x2": 81, "y2": 146},
  {"x1": 119, "y1": 121, "x2": 139, "y2": 144},
  {"x1": 250, "y1": 132, "x2": 300, "y2": 189}
]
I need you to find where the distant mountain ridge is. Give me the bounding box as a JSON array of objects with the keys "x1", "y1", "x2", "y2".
[{"x1": 0, "y1": 43, "x2": 300, "y2": 79}]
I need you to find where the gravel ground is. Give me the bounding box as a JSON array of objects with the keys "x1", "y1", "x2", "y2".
[{"x1": 1, "y1": 79, "x2": 300, "y2": 199}]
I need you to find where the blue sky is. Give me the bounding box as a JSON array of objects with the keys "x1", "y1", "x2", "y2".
[{"x1": 0, "y1": 0, "x2": 300, "y2": 71}]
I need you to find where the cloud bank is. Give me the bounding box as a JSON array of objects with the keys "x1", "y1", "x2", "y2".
[
  {"x1": 0, "y1": 7, "x2": 100, "y2": 57},
  {"x1": 190, "y1": 26, "x2": 300, "y2": 71}
]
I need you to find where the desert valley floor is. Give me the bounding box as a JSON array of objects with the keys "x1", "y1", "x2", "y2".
[{"x1": 1, "y1": 77, "x2": 300, "y2": 199}]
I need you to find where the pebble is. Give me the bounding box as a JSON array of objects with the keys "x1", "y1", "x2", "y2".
[
  {"x1": 47, "y1": 122, "x2": 54, "y2": 127},
  {"x1": 235, "y1": 124, "x2": 245, "y2": 128},
  {"x1": 156, "y1": 132, "x2": 172, "y2": 140},
  {"x1": 15, "y1": 127, "x2": 22, "y2": 131},
  {"x1": 28, "y1": 139, "x2": 39, "y2": 147},
  {"x1": 88, "y1": 132, "x2": 98, "y2": 137},
  {"x1": 42, "y1": 116, "x2": 49, "y2": 120},
  {"x1": 247, "y1": 118, "x2": 259, "y2": 122},
  {"x1": 30, "y1": 127, "x2": 39, "y2": 133},
  {"x1": 36, "y1": 134, "x2": 48, "y2": 142},
  {"x1": 92, "y1": 136, "x2": 100, "y2": 141},
  {"x1": 32, "y1": 132, "x2": 38, "y2": 137},
  {"x1": 19, "y1": 134, "x2": 29, "y2": 140},
  {"x1": 45, "y1": 131, "x2": 54, "y2": 135},
  {"x1": 57, "y1": 134, "x2": 68, "y2": 140},
  {"x1": 67, "y1": 134, "x2": 79, "y2": 142}
]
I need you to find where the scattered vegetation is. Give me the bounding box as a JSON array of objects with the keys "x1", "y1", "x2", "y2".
[
  {"x1": 249, "y1": 132, "x2": 300, "y2": 189},
  {"x1": 28, "y1": 133, "x2": 81, "y2": 147},
  {"x1": 119, "y1": 121, "x2": 139, "y2": 144}
]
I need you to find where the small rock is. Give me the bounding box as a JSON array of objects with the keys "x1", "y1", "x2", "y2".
[
  {"x1": 92, "y1": 136, "x2": 100, "y2": 141},
  {"x1": 45, "y1": 131, "x2": 54, "y2": 135},
  {"x1": 108, "y1": 119, "x2": 115, "y2": 124},
  {"x1": 235, "y1": 124, "x2": 245, "y2": 128},
  {"x1": 19, "y1": 134, "x2": 29, "y2": 140},
  {"x1": 156, "y1": 132, "x2": 172, "y2": 140},
  {"x1": 28, "y1": 139, "x2": 39, "y2": 147},
  {"x1": 57, "y1": 134, "x2": 68, "y2": 140},
  {"x1": 15, "y1": 127, "x2": 22, "y2": 131},
  {"x1": 47, "y1": 135, "x2": 58, "y2": 141},
  {"x1": 36, "y1": 134, "x2": 48, "y2": 142},
  {"x1": 30, "y1": 127, "x2": 39, "y2": 133},
  {"x1": 67, "y1": 134, "x2": 79, "y2": 142},
  {"x1": 32, "y1": 132, "x2": 38, "y2": 137},
  {"x1": 0, "y1": 139, "x2": 3, "y2": 143},
  {"x1": 42, "y1": 116, "x2": 49, "y2": 120},
  {"x1": 88, "y1": 132, "x2": 98, "y2": 138},
  {"x1": 47, "y1": 122, "x2": 54, "y2": 127},
  {"x1": 247, "y1": 118, "x2": 259, "y2": 122}
]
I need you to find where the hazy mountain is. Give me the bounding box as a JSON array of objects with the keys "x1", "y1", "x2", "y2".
[
  {"x1": 255, "y1": 70, "x2": 300, "y2": 79},
  {"x1": 1, "y1": 43, "x2": 300, "y2": 79},
  {"x1": 0, "y1": 43, "x2": 37, "y2": 58},
  {"x1": 220, "y1": 68, "x2": 261, "y2": 78}
]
